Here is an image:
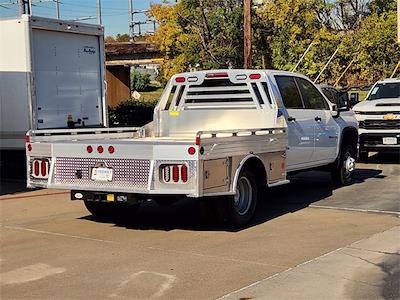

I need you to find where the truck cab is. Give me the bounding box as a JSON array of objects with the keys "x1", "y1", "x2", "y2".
[
  {"x1": 352, "y1": 78, "x2": 400, "y2": 160},
  {"x1": 270, "y1": 71, "x2": 358, "y2": 179}
]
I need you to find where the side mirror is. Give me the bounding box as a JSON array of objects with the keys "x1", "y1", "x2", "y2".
[
  {"x1": 349, "y1": 93, "x2": 359, "y2": 108},
  {"x1": 331, "y1": 104, "x2": 340, "y2": 118}
]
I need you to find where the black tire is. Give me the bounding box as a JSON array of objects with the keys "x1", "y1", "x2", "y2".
[
  {"x1": 217, "y1": 170, "x2": 258, "y2": 227},
  {"x1": 358, "y1": 150, "x2": 369, "y2": 162},
  {"x1": 84, "y1": 200, "x2": 140, "y2": 221},
  {"x1": 331, "y1": 144, "x2": 356, "y2": 186}
]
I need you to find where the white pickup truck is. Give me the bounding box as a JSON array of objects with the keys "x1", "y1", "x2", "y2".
[
  {"x1": 26, "y1": 70, "x2": 358, "y2": 226},
  {"x1": 352, "y1": 78, "x2": 400, "y2": 160}
]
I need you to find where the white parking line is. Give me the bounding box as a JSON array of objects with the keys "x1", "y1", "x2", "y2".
[
  {"x1": 0, "y1": 263, "x2": 65, "y2": 285},
  {"x1": 0, "y1": 224, "x2": 114, "y2": 243},
  {"x1": 110, "y1": 271, "x2": 176, "y2": 298},
  {"x1": 309, "y1": 205, "x2": 400, "y2": 216}
]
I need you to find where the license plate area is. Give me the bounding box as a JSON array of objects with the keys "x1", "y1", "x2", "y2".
[
  {"x1": 91, "y1": 167, "x2": 113, "y2": 181},
  {"x1": 382, "y1": 137, "x2": 397, "y2": 145}
]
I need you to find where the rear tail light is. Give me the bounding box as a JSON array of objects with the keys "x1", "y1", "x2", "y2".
[
  {"x1": 181, "y1": 165, "x2": 188, "y2": 182},
  {"x1": 41, "y1": 160, "x2": 47, "y2": 176},
  {"x1": 31, "y1": 159, "x2": 50, "y2": 179},
  {"x1": 160, "y1": 164, "x2": 190, "y2": 184},
  {"x1": 163, "y1": 166, "x2": 171, "y2": 182},
  {"x1": 25, "y1": 134, "x2": 30, "y2": 143},
  {"x1": 34, "y1": 161, "x2": 40, "y2": 177},
  {"x1": 172, "y1": 165, "x2": 179, "y2": 182},
  {"x1": 27, "y1": 144, "x2": 32, "y2": 151}
]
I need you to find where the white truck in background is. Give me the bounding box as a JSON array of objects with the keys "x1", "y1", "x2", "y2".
[
  {"x1": 26, "y1": 69, "x2": 358, "y2": 226},
  {"x1": 0, "y1": 15, "x2": 108, "y2": 176},
  {"x1": 352, "y1": 78, "x2": 400, "y2": 160}
]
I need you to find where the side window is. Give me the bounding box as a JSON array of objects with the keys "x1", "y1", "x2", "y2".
[
  {"x1": 296, "y1": 78, "x2": 329, "y2": 110},
  {"x1": 322, "y1": 88, "x2": 335, "y2": 103},
  {"x1": 275, "y1": 76, "x2": 304, "y2": 109}
]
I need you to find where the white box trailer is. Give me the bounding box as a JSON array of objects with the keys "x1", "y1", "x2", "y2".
[{"x1": 0, "y1": 15, "x2": 107, "y2": 151}]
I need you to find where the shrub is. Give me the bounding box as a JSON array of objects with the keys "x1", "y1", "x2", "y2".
[{"x1": 108, "y1": 99, "x2": 157, "y2": 127}]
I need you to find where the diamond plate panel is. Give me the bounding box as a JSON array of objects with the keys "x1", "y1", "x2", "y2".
[{"x1": 54, "y1": 157, "x2": 151, "y2": 190}]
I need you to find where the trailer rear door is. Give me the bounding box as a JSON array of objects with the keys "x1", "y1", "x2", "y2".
[{"x1": 32, "y1": 29, "x2": 103, "y2": 129}]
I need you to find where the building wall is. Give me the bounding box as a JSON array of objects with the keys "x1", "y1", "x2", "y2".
[{"x1": 106, "y1": 66, "x2": 130, "y2": 107}]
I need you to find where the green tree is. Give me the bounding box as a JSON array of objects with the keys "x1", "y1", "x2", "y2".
[
  {"x1": 348, "y1": 9, "x2": 400, "y2": 83},
  {"x1": 149, "y1": 0, "x2": 244, "y2": 79},
  {"x1": 131, "y1": 70, "x2": 151, "y2": 92},
  {"x1": 115, "y1": 33, "x2": 130, "y2": 42}
]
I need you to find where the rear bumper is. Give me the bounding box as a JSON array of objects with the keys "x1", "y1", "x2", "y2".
[{"x1": 359, "y1": 132, "x2": 400, "y2": 152}]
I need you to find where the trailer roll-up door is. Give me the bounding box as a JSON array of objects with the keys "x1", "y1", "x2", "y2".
[{"x1": 32, "y1": 29, "x2": 103, "y2": 129}]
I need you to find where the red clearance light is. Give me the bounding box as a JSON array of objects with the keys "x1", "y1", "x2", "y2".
[
  {"x1": 41, "y1": 160, "x2": 47, "y2": 176},
  {"x1": 27, "y1": 144, "x2": 32, "y2": 152},
  {"x1": 175, "y1": 77, "x2": 185, "y2": 83},
  {"x1": 87, "y1": 145, "x2": 93, "y2": 153},
  {"x1": 249, "y1": 73, "x2": 261, "y2": 79},
  {"x1": 181, "y1": 165, "x2": 188, "y2": 182},
  {"x1": 206, "y1": 72, "x2": 228, "y2": 78},
  {"x1": 108, "y1": 146, "x2": 115, "y2": 154},
  {"x1": 34, "y1": 161, "x2": 40, "y2": 177},
  {"x1": 188, "y1": 147, "x2": 196, "y2": 155},
  {"x1": 25, "y1": 134, "x2": 30, "y2": 143},
  {"x1": 97, "y1": 145, "x2": 104, "y2": 153},
  {"x1": 172, "y1": 165, "x2": 179, "y2": 182},
  {"x1": 195, "y1": 136, "x2": 201, "y2": 146}
]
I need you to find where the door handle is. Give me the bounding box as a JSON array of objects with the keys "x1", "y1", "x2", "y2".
[
  {"x1": 314, "y1": 116, "x2": 322, "y2": 122},
  {"x1": 288, "y1": 116, "x2": 296, "y2": 122}
]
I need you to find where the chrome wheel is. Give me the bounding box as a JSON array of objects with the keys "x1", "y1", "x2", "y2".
[
  {"x1": 343, "y1": 151, "x2": 356, "y2": 181},
  {"x1": 234, "y1": 176, "x2": 253, "y2": 216}
]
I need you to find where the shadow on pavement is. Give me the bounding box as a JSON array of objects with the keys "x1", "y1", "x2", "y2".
[
  {"x1": 364, "y1": 152, "x2": 400, "y2": 164},
  {"x1": 80, "y1": 167, "x2": 383, "y2": 232},
  {"x1": 0, "y1": 179, "x2": 29, "y2": 196}
]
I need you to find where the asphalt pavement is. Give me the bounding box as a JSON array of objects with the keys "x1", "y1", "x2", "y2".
[{"x1": 0, "y1": 153, "x2": 399, "y2": 299}]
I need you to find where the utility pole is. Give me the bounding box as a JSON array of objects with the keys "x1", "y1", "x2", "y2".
[
  {"x1": 397, "y1": 0, "x2": 399, "y2": 43},
  {"x1": 17, "y1": 0, "x2": 25, "y2": 15},
  {"x1": 128, "y1": 0, "x2": 134, "y2": 40},
  {"x1": 55, "y1": 0, "x2": 60, "y2": 19},
  {"x1": 243, "y1": 0, "x2": 251, "y2": 69},
  {"x1": 97, "y1": 0, "x2": 102, "y2": 24}
]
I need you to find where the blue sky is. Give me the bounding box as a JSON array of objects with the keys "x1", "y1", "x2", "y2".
[{"x1": 0, "y1": 0, "x2": 166, "y2": 36}]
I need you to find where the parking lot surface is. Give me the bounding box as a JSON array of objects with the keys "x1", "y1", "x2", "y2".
[{"x1": 0, "y1": 154, "x2": 399, "y2": 299}]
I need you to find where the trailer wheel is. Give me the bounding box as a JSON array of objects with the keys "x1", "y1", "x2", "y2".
[
  {"x1": 331, "y1": 144, "x2": 356, "y2": 186},
  {"x1": 220, "y1": 170, "x2": 258, "y2": 227},
  {"x1": 84, "y1": 201, "x2": 140, "y2": 221}
]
